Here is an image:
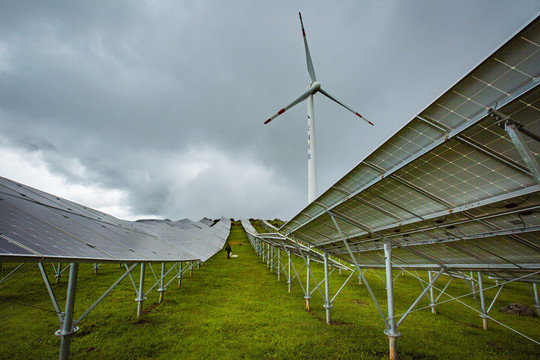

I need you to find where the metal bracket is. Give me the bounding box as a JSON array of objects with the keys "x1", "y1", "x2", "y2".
[
  {"x1": 55, "y1": 326, "x2": 79, "y2": 337},
  {"x1": 384, "y1": 329, "x2": 401, "y2": 338},
  {"x1": 487, "y1": 107, "x2": 540, "y2": 183}
]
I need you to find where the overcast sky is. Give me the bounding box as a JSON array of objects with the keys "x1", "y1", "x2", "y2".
[{"x1": 0, "y1": 1, "x2": 538, "y2": 221}]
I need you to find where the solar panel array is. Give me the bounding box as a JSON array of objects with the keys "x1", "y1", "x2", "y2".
[
  {"x1": 0, "y1": 176, "x2": 230, "y2": 263},
  {"x1": 279, "y1": 15, "x2": 540, "y2": 280},
  {"x1": 242, "y1": 219, "x2": 348, "y2": 269}
]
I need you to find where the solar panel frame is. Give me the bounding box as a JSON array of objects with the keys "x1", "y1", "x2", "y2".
[
  {"x1": 0, "y1": 177, "x2": 230, "y2": 263},
  {"x1": 279, "y1": 15, "x2": 540, "y2": 274}
]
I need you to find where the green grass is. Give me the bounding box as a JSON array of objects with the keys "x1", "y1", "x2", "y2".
[{"x1": 0, "y1": 221, "x2": 539, "y2": 359}]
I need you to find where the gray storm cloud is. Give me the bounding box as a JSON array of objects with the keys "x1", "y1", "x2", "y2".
[{"x1": 0, "y1": 0, "x2": 537, "y2": 220}]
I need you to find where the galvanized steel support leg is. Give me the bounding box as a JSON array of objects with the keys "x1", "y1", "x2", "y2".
[
  {"x1": 470, "y1": 271, "x2": 477, "y2": 299},
  {"x1": 178, "y1": 262, "x2": 182, "y2": 287},
  {"x1": 93, "y1": 263, "x2": 98, "y2": 275},
  {"x1": 38, "y1": 263, "x2": 64, "y2": 324},
  {"x1": 56, "y1": 263, "x2": 62, "y2": 284},
  {"x1": 384, "y1": 241, "x2": 400, "y2": 360},
  {"x1": 267, "y1": 244, "x2": 270, "y2": 269},
  {"x1": 190, "y1": 261, "x2": 193, "y2": 277},
  {"x1": 271, "y1": 246, "x2": 275, "y2": 272},
  {"x1": 329, "y1": 214, "x2": 388, "y2": 327},
  {"x1": 505, "y1": 122, "x2": 540, "y2": 184},
  {"x1": 277, "y1": 248, "x2": 281, "y2": 281},
  {"x1": 305, "y1": 254, "x2": 311, "y2": 310},
  {"x1": 323, "y1": 252, "x2": 332, "y2": 324},
  {"x1": 428, "y1": 271, "x2": 436, "y2": 314},
  {"x1": 158, "y1": 262, "x2": 166, "y2": 303},
  {"x1": 58, "y1": 263, "x2": 79, "y2": 360},
  {"x1": 136, "y1": 263, "x2": 146, "y2": 317},
  {"x1": 477, "y1": 272, "x2": 488, "y2": 330},
  {"x1": 74, "y1": 263, "x2": 138, "y2": 326},
  {"x1": 287, "y1": 250, "x2": 292, "y2": 293},
  {"x1": 533, "y1": 283, "x2": 540, "y2": 316}
]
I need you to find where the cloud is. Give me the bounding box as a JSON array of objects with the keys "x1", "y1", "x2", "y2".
[
  {"x1": 0, "y1": 140, "x2": 137, "y2": 219},
  {"x1": 0, "y1": 1, "x2": 537, "y2": 221}
]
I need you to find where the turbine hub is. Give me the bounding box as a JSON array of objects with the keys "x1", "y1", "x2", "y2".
[{"x1": 308, "y1": 81, "x2": 321, "y2": 93}]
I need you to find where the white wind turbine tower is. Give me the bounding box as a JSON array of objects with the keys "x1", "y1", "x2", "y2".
[{"x1": 265, "y1": 12, "x2": 373, "y2": 204}]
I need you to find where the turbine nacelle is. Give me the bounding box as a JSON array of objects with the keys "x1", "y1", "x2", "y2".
[{"x1": 308, "y1": 81, "x2": 321, "y2": 93}]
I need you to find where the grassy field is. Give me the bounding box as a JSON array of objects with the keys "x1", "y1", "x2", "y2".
[{"x1": 0, "y1": 221, "x2": 539, "y2": 359}]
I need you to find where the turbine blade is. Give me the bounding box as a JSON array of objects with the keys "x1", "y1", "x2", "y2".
[
  {"x1": 264, "y1": 88, "x2": 313, "y2": 124},
  {"x1": 319, "y1": 88, "x2": 374, "y2": 126},
  {"x1": 299, "y1": 12, "x2": 317, "y2": 83}
]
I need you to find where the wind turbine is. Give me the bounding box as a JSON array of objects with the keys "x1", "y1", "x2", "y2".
[{"x1": 264, "y1": 12, "x2": 373, "y2": 204}]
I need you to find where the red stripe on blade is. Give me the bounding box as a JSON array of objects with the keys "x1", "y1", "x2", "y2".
[
  {"x1": 264, "y1": 119, "x2": 272, "y2": 124},
  {"x1": 278, "y1": 108, "x2": 285, "y2": 115}
]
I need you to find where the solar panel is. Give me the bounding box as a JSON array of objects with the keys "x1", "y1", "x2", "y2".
[
  {"x1": 242, "y1": 219, "x2": 349, "y2": 269},
  {"x1": 199, "y1": 217, "x2": 215, "y2": 227},
  {"x1": 279, "y1": 15, "x2": 540, "y2": 275},
  {"x1": 0, "y1": 176, "x2": 230, "y2": 263}
]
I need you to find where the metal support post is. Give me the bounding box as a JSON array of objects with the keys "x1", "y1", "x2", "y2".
[
  {"x1": 533, "y1": 283, "x2": 540, "y2": 316},
  {"x1": 428, "y1": 271, "x2": 436, "y2": 314},
  {"x1": 504, "y1": 122, "x2": 540, "y2": 184},
  {"x1": 470, "y1": 271, "x2": 477, "y2": 299},
  {"x1": 38, "y1": 263, "x2": 63, "y2": 323},
  {"x1": 271, "y1": 246, "x2": 274, "y2": 272},
  {"x1": 136, "y1": 263, "x2": 146, "y2": 317},
  {"x1": 287, "y1": 250, "x2": 292, "y2": 293},
  {"x1": 305, "y1": 254, "x2": 311, "y2": 310},
  {"x1": 277, "y1": 248, "x2": 281, "y2": 281},
  {"x1": 267, "y1": 244, "x2": 270, "y2": 269},
  {"x1": 57, "y1": 263, "x2": 79, "y2": 360},
  {"x1": 93, "y1": 263, "x2": 98, "y2": 275},
  {"x1": 190, "y1": 261, "x2": 193, "y2": 277},
  {"x1": 323, "y1": 251, "x2": 332, "y2": 324},
  {"x1": 178, "y1": 262, "x2": 182, "y2": 287},
  {"x1": 56, "y1": 262, "x2": 62, "y2": 284},
  {"x1": 477, "y1": 272, "x2": 488, "y2": 330},
  {"x1": 158, "y1": 262, "x2": 166, "y2": 303},
  {"x1": 329, "y1": 214, "x2": 388, "y2": 327},
  {"x1": 384, "y1": 241, "x2": 400, "y2": 360}
]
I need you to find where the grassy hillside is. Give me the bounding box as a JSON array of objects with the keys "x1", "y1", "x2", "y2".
[{"x1": 0, "y1": 221, "x2": 538, "y2": 359}]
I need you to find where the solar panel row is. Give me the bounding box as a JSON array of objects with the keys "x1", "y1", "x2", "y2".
[
  {"x1": 0, "y1": 176, "x2": 230, "y2": 263},
  {"x1": 242, "y1": 219, "x2": 349, "y2": 269},
  {"x1": 279, "y1": 15, "x2": 540, "y2": 277}
]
